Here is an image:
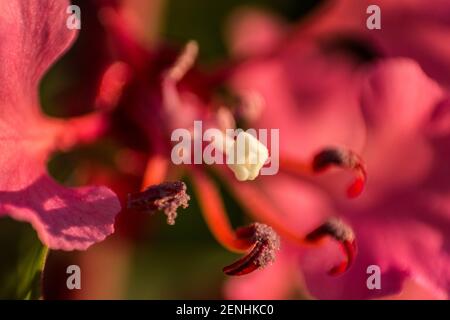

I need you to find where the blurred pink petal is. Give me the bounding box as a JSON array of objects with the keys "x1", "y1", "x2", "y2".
[
  {"x1": 0, "y1": 0, "x2": 120, "y2": 250},
  {"x1": 359, "y1": 60, "x2": 442, "y2": 197},
  {"x1": 0, "y1": 1, "x2": 76, "y2": 106},
  {"x1": 298, "y1": 0, "x2": 450, "y2": 88},
  {"x1": 381, "y1": 279, "x2": 443, "y2": 300}
]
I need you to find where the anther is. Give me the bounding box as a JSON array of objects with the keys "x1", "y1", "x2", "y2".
[
  {"x1": 224, "y1": 132, "x2": 269, "y2": 181},
  {"x1": 306, "y1": 217, "x2": 357, "y2": 276},
  {"x1": 313, "y1": 148, "x2": 367, "y2": 198},
  {"x1": 127, "y1": 181, "x2": 190, "y2": 225},
  {"x1": 223, "y1": 223, "x2": 280, "y2": 276}
]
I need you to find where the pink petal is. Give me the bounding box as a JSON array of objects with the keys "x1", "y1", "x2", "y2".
[
  {"x1": 0, "y1": 176, "x2": 120, "y2": 251},
  {"x1": 357, "y1": 59, "x2": 442, "y2": 199},
  {"x1": 0, "y1": 0, "x2": 121, "y2": 250},
  {"x1": 361, "y1": 59, "x2": 444, "y2": 134},
  {"x1": 0, "y1": 0, "x2": 77, "y2": 110},
  {"x1": 297, "y1": 0, "x2": 450, "y2": 88},
  {"x1": 0, "y1": 115, "x2": 120, "y2": 250},
  {"x1": 381, "y1": 279, "x2": 444, "y2": 300}
]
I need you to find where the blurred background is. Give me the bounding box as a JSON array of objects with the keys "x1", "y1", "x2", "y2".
[{"x1": 0, "y1": 0, "x2": 321, "y2": 299}]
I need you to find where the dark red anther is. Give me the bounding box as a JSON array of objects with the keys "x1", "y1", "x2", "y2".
[
  {"x1": 328, "y1": 239, "x2": 357, "y2": 276},
  {"x1": 313, "y1": 148, "x2": 367, "y2": 198},
  {"x1": 223, "y1": 223, "x2": 280, "y2": 276},
  {"x1": 127, "y1": 181, "x2": 190, "y2": 225},
  {"x1": 306, "y1": 217, "x2": 357, "y2": 276}
]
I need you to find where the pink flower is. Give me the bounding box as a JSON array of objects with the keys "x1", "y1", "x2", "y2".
[
  {"x1": 89, "y1": 1, "x2": 449, "y2": 297},
  {"x1": 0, "y1": 0, "x2": 121, "y2": 250},
  {"x1": 224, "y1": 8, "x2": 450, "y2": 299}
]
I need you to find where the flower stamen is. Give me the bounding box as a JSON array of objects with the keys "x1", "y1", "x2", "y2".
[
  {"x1": 223, "y1": 131, "x2": 269, "y2": 181},
  {"x1": 312, "y1": 148, "x2": 367, "y2": 198},
  {"x1": 305, "y1": 217, "x2": 357, "y2": 276},
  {"x1": 192, "y1": 170, "x2": 280, "y2": 275},
  {"x1": 217, "y1": 171, "x2": 358, "y2": 276},
  {"x1": 223, "y1": 223, "x2": 280, "y2": 276},
  {"x1": 127, "y1": 181, "x2": 190, "y2": 225}
]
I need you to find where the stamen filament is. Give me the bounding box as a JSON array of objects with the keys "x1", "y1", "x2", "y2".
[
  {"x1": 191, "y1": 170, "x2": 252, "y2": 253},
  {"x1": 280, "y1": 147, "x2": 367, "y2": 198},
  {"x1": 280, "y1": 156, "x2": 313, "y2": 176},
  {"x1": 142, "y1": 155, "x2": 169, "y2": 190},
  {"x1": 217, "y1": 169, "x2": 310, "y2": 247}
]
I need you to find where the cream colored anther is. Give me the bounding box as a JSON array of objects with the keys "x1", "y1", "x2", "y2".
[{"x1": 225, "y1": 132, "x2": 268, "y2": 181}]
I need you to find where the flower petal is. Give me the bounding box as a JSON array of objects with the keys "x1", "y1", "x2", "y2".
[
  {"x1": 0, "y1": 175, "x2": 120, "y2": 251},
  {"x1": 361, "y1": 59, "x2": 444, "y2": 134},
  {"x1": 358, "y1": 59, "x2": 441, "y2": 198},
  {"x1": 0, "y1": 0, "x2": 121, "y2": 250},
  {"x1": 0, "y1": 0, "x2": 77, "y2": 110},
  {"x1": 297, "y1": 0, "x2": 450, "y2": 88}
]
